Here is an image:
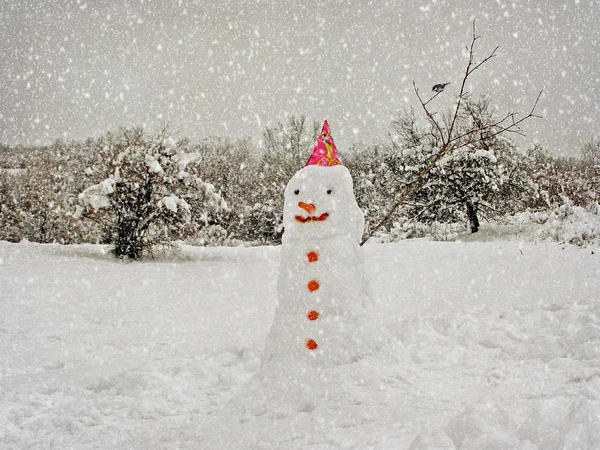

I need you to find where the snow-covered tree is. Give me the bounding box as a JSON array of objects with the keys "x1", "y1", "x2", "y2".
[
  {"x1": 385, "y1": 97, "x2": 533, "y2": 232},
  {"x1": 76, "y1": 127, "x2": 227, "y2": 259}
]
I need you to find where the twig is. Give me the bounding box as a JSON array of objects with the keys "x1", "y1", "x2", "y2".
[{"x1": 423, "y1": 89, "x2": 443, "y2": 107}]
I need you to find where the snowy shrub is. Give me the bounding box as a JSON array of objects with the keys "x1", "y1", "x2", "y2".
[
  {"x1": 0, "y1": 169, "x2": 24, "y2": 242},
  {"x1": 366, "y1": 214, "x2": 467, "y2": 243},
  {"x1": 186, "y1": 137, "x2": 267, "y2": 243},
  {"x1": 76, "y1": 127, "x2": 227, "y2": 259},
  {"x1": 0, "y1": 142, "x2": 89, "y2": 244},
  {"x1": 508, "y1": 202, "x2": 600, "y2": 247},
  {"x1": 232, "y1": 199, "x2": 284, "y2": 245},
  {"x1": 345, "y1": 142, "x2": 392, "y2": 238},
  {"x1": 581, "y1": 137, "x2": 600, "y2": 178},
  {"x1": 523, "y1": 144, "x2": 598, "y2": 210}
]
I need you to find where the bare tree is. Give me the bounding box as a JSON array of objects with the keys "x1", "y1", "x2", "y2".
[
  {"x1": 361, "y1": 21, "x2": 542, "y2": 245},
  {"x1": 262, "y1": 115, "x2": 321, "y2": 181}
]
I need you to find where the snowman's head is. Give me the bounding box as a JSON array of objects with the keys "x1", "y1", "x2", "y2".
[{"x1": 282, "y1": 165, "x2": 364, "y2": 243}]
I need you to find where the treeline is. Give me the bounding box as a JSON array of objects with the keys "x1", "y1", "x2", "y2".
[{"x1": 0, "y1": 114, "x2": 598, "y2": 257}]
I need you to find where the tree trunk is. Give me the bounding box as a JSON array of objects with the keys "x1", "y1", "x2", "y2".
[{"x1": 466, "y1": 201, "x2": 479, "y2": 233}]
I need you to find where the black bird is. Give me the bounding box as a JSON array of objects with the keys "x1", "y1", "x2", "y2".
[{"x1": 432, "y1": 82, "x2": 450, "y2": 93}]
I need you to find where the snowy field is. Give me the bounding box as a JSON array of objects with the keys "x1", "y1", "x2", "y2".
[{"x1": 1, "y1": 238, "x2": 599, "y2": 449}]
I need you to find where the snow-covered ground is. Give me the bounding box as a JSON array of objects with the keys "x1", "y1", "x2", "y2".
[{"x1": 1, "y1": 239, "x2": 599, "y2": 449}]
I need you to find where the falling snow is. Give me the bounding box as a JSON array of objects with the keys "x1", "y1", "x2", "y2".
[
  {"x1": 1, "y1": 2, "x2": 599, "y2": 448},
  {"x1": 0, "y1": 1, "x2": 599, "y2": 154}
]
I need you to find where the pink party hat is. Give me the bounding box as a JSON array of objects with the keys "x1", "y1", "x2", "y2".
[{"x1": 306, "y1": 120, "x2": 343, "y2": 166}]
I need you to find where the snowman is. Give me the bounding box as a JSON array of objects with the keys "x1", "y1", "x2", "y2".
[{"x1": 261, "y1": 120, "x2": 371, "y2": 369}]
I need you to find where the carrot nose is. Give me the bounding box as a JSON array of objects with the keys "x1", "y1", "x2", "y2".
[{"x1": 298, "y1": 202, "x2": 316, "y2": 214}]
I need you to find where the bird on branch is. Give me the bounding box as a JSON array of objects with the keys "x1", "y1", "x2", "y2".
[{"x1": 432, "y1": 82, "x2": 450, "y2": 93}]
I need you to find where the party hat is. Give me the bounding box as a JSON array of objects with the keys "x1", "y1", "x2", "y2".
[{"x1": 306, "y1": 120, "x2": 342, "y2": 166}]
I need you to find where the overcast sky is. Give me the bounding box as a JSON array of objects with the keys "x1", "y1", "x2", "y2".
[{"x1": 1, "y1": 0, "x2": 599, "y2": 156}]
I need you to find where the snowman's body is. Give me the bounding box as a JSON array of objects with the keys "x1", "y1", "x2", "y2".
[{"x1": 262, "y1": 165, "x2": 369, "y2": 367}]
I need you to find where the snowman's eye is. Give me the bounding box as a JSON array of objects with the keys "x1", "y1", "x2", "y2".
[
  {"x1": 294, "y1": 189, "x2": 300, "y2": 195},
  {"x1": 326, "y1": 189, "x2": 332, "y2": 195}
]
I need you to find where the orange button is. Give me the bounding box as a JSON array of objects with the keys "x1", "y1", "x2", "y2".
[
  {"x1": 307, "y1": 251, "x2": 319, "y2": 263},
  {"x1": 307, "y1": 280, "x2": 320, "y2": 292},
  {"x1": 307, "y1": 310, "x2": 319, "y2": 321},
  {"x1": 306, "y1": 339, "x2": 318, "y2": 350}
]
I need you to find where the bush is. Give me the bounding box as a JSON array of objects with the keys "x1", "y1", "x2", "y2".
[
  {"x1": 0, "y1": 118, "x2": 597, "y2": 248},
  {"x1": 76, "y1": 127, "x2": 227, "y2": 259}
]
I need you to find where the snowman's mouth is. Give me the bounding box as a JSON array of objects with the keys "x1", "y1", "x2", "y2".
[{"x1": 295, "y1": 213, "x2": 329, "y2": 223}]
